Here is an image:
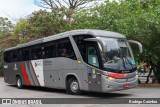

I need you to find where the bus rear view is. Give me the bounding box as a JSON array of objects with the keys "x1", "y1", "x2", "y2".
[{"x1": 3, "y1": 29, "x2": 142, "y2": 94}]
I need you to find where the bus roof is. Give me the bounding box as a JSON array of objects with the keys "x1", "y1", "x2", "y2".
[{"x1": 5, "y1": 29, "x2": 126, "y2": 51}]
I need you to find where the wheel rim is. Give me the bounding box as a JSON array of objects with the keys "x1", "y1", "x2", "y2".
[
  {"x1": 70, "y1": 81, "x2": 78, "y2": 92},
  {"x1": 17, "y1": 79, "x2": 21, "y2": 87}
]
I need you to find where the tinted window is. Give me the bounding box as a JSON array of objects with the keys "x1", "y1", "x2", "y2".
[
  {"x1": 11, "y1": 50, "x2": 21, "y2": 62},
  {"x1": 4, "y1": 52, "x2": 7, "y2": 62},
  {"x1": 42, "y1": 42, "x2": 56, "y2": 59},
  {"x1": 31, "y1": 46, "x2": 42, "y2": 60},
  {"x1": 73, "y1": 35, "x2": 93, "y2": 62},
  {"x1": 21, "y1": 49, "x2": 30, "y2": 61},
  {"x1": 5, "y1": 50, "x2": 24, "y2": 62},
  {"x1": 57, "y1": 38, "x2": 76, "y2": 60},
  {"x1": 4, "y1": 51, "x2": 11, "y2": 63}
]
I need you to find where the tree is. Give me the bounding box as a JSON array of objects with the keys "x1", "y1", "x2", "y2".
[
  {"x1": 0, "y1": 17, "x2": 13, "y2": 37},
  {"x1": 28, "y1": 10, "x2": 66, "y2": 38},
  {"x1": 34, "y1": 0, "x2": 99, "y2": 24},
  {"x1": 13, "y1": 19, "x2": 29, "y2": 38},
  {"x1": 13, "y1": 10, "x2": 67, "y2": 42},
  {"x1": 34, "y1": 0, "x2": 95, "y2": 10}
]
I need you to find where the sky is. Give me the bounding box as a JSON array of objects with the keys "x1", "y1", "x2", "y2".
[
  {"x1": 0, "y1": 0, "x2": 116, "y2": 24},
  {"x1": 0, "y1": 0, "x2": 42, "y2": 23}
]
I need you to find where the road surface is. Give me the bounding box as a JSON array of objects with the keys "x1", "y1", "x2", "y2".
[{"x1": 0, "y1": 77, "x2": 159, "y2": 107}]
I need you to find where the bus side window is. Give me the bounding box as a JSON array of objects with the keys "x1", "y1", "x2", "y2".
[
  {"x1": 43, "y1": 45, "x2": 55, "y2": 58},
  {"x1": 73, "y1": 35, "x2": 93, "y2": 63},
  {"x1": 22, "y1": 50, "x2": 30, "y2": 61},
  {"x1": 76, "y1": 41, "x2": 86, "y2": 62},
  {"x1": 11, "y1": 51, "x2": 19, "y2": 62},
  {"x1": 31, "y1": 47, "x2": 42, "y2": 60},
  {"x1": 4, "y1": 51, "x2": 11, "y2": 63},
  {"x1": 87, "y1": 45, "x2": 99, "y2": 68},
  {"x1": 4, "y1": 52, "x2": 7, "y2": 62},
  {"x1": 57, "y1": 38, "x2": 77, "y2": 60}
]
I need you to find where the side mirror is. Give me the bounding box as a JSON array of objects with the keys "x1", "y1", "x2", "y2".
[{"x1": 128, "y1": 40, "x2": 143, "y2": 53}]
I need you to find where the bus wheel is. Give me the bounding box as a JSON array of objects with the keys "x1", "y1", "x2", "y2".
[
  {"x1": 66, "y1": 77, "x2": 82, "y2": 95},
  {"x1": 16, "y1": 76, "x2": 23, "y2": 89}
]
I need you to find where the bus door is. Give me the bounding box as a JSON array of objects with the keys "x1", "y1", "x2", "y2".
[
  {"x1": 86, "y1": 43, "x2": 102, "y2": 92},
  {"x1": 73, "y1": 35, "x2": 102, "y2": 92}
]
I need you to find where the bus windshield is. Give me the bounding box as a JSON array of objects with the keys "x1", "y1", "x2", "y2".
[{"x1": 98, "y1": 37, "x2": 136, "y2": 72}]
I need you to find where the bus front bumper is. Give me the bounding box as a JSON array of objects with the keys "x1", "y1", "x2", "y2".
[{"x1": 101, "y1": 75, "x2": 138, "y2": 92}]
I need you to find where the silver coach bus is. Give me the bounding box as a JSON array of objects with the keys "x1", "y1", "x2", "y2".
[{"x1": 3, "y1": 29, "x2": 142, "y2": 94}]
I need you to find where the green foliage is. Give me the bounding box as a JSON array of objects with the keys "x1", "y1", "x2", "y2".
[
  {"x1": 13, "y1": 19, "x2": 29, "y2": 37},
  {"x1": 28, "y1": 10, "x2": 66, "y2": 37},
  {"x1": 13, "y1": 10, "x2": 67, "y2": 42},
  {"x1": 0, "y1": 17, "x2": 13, "y2": 37}
]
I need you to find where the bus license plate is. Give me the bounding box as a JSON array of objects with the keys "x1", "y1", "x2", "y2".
[{"x1": 124, "y1": 84, "x2": 130, "y2": 88}]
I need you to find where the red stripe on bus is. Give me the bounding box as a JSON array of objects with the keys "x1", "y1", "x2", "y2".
[{"x1": 21, "y1": 63, "x2": 31, "y2": 85}]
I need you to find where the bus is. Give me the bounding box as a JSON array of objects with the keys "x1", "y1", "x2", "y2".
[{"x1": 3, "y1": 29, "x2": 142, "y2": 94}]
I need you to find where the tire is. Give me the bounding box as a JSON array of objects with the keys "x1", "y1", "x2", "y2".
[
  {"x1": 66, "y1": 77, "x2": 82, "y2": 95},
  {"x1": 16, "y1": 76, "x2": 24, "y2": 89}
]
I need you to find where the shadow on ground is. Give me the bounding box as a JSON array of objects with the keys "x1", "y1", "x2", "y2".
[{"x1": 8, "y1": 85, "x2": 132, "y2": 98}]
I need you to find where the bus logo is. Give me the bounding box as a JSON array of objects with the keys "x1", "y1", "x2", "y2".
[{"x1": 35, "y1": 62, "x2": 42, "y2": 67}]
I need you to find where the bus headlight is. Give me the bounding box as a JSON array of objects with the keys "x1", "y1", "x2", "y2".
[
  {"x1": 135, "y1": 71, "x2": 138, "y2": 78},
  {"x1": 135, "y1": 71, "x2": 138, "y2": 75},
  {"x1": 108, "y1": 76, "x2": 115, "y2": 80},
  {"x1": 101, "y1": 74, "x2": 115, "y2": 80}
]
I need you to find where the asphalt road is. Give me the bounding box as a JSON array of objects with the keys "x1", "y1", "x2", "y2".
[{"x1": 0, "y1": 77, "x2": 160, "y2": 107}]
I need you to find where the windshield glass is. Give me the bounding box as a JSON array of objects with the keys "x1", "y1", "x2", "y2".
[{"x1": 99, "y1": 37, "x2": 136, "y2": 72}]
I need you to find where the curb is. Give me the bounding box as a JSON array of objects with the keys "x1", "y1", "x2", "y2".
[{"x1": 138, "y1": 84, "x2": 160, "y2": 87}]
